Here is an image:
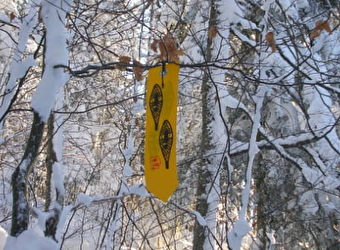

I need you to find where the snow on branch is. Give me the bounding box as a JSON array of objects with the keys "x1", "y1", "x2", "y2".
[
  {"x1": 227, "y1": 86, "x2": 268, "y2": 249},
  {"x1": 0, "y1": 0, "x2": 40, "y2": 128},
  {"x1": 170, "y1": 202, "x2": 207, "y2": 227},
  {"x1": 230, "y1": 130, "x2": 329, "y2": 157},
  {"x1": 74, "y1": 184, "x2": 151, "y2": 208},
  {"x1": 31, "y1": 0, "x2": 71, "y2": 122}
]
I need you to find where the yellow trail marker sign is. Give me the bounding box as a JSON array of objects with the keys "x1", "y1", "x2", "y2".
[{"x1": 145, "y1": 63, "x2": 179, "y2": 202}]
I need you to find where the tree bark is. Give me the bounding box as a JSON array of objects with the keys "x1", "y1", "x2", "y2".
[
  {"x1": 11, "y1": 111, "x2": 45, "y2": 236},
  {"x1": 193, "y1": 1, "x2": 217, "y2": 249},
  {"x1": 44, "y1": 113, "x2": 62, "y2": 241}
]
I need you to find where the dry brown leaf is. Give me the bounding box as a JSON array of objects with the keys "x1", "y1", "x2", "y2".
[
  {"x1": 151, "y1": 35, "x2": 182, "y2": 62},
  {"x1": 162, "y1": 35, "x2": 177, "y2": 60},
  {"x1": 9, "y1": 12, "x2": 16, "y2": 22},
  {"x1": 158, "y1": 41, "x2": 167, "y2": 60},
  {"x1": 133, "y1": 60, "x2": 144, "y2": 81},
  {"x1": 214, "y1": 94, "x2": 218, "y2": 104},
  {"x1": 176, "y1": 49, "x2": 184, "y2": 56},
  {"x1": 310, "y1": 20, "x2": 332, "y2": 40},
  {"x1": 315, "y1": 20, "x2": 332, "y2": 34},
  {"x1": 309, "y1": 29, "x2": 321, "y2": 40},
  {"x1": 116, "y1": 56, "x2": 131, "y2": 70},
  {"x1": 150, "y1": 39, "x2": 160, "y2": 52},
  {"x1": 323, "y1": 22, "x2": 332, "y2": 34},
  {"x1": 163, "y1": 35, "x2": 177, "y2": 50},
  {"x1": 265, "y1": 31, "x2": 276, "y2": 52},
  {"x1": 120, "y1": 56, "x2": 131, "y2": 64},
  {"x1": 208, "y1": 26, "x2": 218, "y2": 39}
]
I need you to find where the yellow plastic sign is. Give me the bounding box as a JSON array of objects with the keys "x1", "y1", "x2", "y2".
[{"x1": 145, "y1": 63, "x2": 179, "y2": 202}]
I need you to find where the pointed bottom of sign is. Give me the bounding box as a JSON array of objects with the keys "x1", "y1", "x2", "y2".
[{"x1": 146, "y1": 179, "x2": 178, "y2": 202}]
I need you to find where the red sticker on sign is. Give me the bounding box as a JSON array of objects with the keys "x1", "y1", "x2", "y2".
[{"x1": 150, "y1": 156, "x2": 161, "y2": 170}]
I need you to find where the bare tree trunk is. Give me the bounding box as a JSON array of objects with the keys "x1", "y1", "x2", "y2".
[
  {"x1": 44, "y1": 112, "x2": 63, "y2": 241},
  {"x1": 11, "y1": 111, "x2": 45, "y2": 236},
  {"x1": 193, "y1": 1, "x2": 217, "y2": 249},
  {"x1": 44, "y1": 113, "x2": 55, "y2": 212},
  {"x1": 193, "y1": 73, "x2": 214, "y2": 249}
]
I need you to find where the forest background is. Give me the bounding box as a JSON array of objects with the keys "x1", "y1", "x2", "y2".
[{"x1": 0, "y1": 0, "x2": 340, "y2": 249}]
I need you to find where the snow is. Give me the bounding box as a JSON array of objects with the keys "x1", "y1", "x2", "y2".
[
  {"x1": 55, "y1": 205, "x2": 73, "y2": 244},
  {"x1": 122, "y1": 164, "x2": 133, "y2": 177},
  {"x1": 302, "y1": 80, "x2": 340, "y2": 165},
  {"x1": 296, "y1": 0, "x2": 309, "y2": 9},
  {"x1": 260, "y1": 0, "x2": 275, "y2": 28},
  {"x1": 33, "y1": 207, "x2": 49, "y2": 232},
  {"x1": 4, "y1": 230, "x2": 57, "y2": 250},
  {"x1": 298, "y1": 190, "x2": 318, "y2": 214},
  {"x1": 258, "y1": 128, "x2": 340, "y2": 191},
  {"x1": 232, "y1": 28, "x2": 256, "y2": 46},
  {"x1": 52, "y1": 162, "x2": 65, "y2": 196},
  {"x1": 9, "y1": 56, "x2": 36, "y2": 79},
  {"x1": 2, "y1": 0, "x2": 340, "y2": 249},
  {"x1": 227, "y1": 218, "x2": 251, "y2": 250},
  {"x1": 322, "y1": 203, "x2": 336, "y2": 210},
  {"x1": 242, "y1": 86, "x2": 267, "y2": 212},
  {"x1": 301, "y1": 167, "x2": 322, "y2": 185},
  {"x1": 322, "y1": 175, "x2": 340, "y2": 190},
  {"x1": 304, "y1": 146, "x2": 327, "y2": 172},
  {"x1": 121, "y1": 134, "x2": 134, "y2": 177},
  {"x1": 192, "y1": 211, "x2": 207, "y2": 227},
  {"x1": 279, "y1": 0, "x2": 299, "y2": 20},
  {"x1": 171, "y1": 202, "x2": 208, "y2": 227},
  {"x1": 195, "y1": 1, "x2": 248, "y2": 247},
  {"x1": 312, "y1": 33, "x2": 327, "y2": 54},
  {"x1": 128, "y1": 184, "x2": 150, "y2": 197},
  {"x1": 224, "y1": 91, "x2": 247, "y2": 110},
  {"x1": 0, "y1": 0, "x2": 40, "y2": 134},
  {"x1": 0, "y1": 42, "x2": 37, "y2": 129},
  {"x1": 301, "y1": 166, "x2": 340, "y2": 190},
  {"x1": 77, "y1": 193, "x2": 94, "y2": 207},
  {"x1": 228, "y1": 86, "x2": 267, "y2": 249},
  {"x1": 31, "y1": 0, "x2": 71, "y2": 121},
  {"x1": 0, "y1": 226, "x2": 7, "y2": 250},
  {"x1": 266, "y1": 231, "x2": 276, "y2": 246},
  {"x1": 219, "y1": 0, "x2": 241, "y2": 25},
  {"x1": 16, "y1": 1, "x2": 42, "y2": 55},
  {"x1": 76, "y1": 192, "x2": 164, "y2": 208}
]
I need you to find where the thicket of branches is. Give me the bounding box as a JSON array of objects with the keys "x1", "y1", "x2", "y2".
[{"x1": 0, "y1": 0, "x2": 340, "y2": 249}]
